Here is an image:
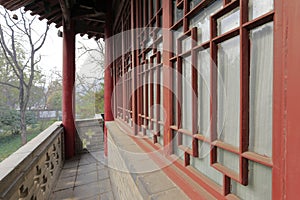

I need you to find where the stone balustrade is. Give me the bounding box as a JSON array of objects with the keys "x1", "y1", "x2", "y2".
[
  {"x1": 0, "y1": 122, "x2": 64, "y2": 200},
  {"x1": 75, "y1": 118, "x2": 104, "y2": 154}
]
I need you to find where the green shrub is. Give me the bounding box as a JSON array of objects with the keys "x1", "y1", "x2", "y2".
[{"x1": 0, "y1": 109, "x2": 38, "y2": 135}]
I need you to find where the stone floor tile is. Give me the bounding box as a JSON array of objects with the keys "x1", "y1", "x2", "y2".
[
  {"x1": 100, "y1": 191, "x2": 114, "y2": 200},
  {"x1": 79, "y1": 156, "x2": 97, "y2": 166},
  {"x1": 78, "y1": 159, "x2": 90, "y2": 166},
  {"x1": 84, "y1": 195, "x2": 101, "y2": 200},
  {"x1": 99, "y1": 178, "x2": 112, "y2": 194},
  {"x1": 75, "y1": 171, "x2": 98, "y2": 186},
  {"x1": 54, "y1": 175, "x2": 76, "y2": 191},
  {"x1": 50, "y1": 188, "x2": 74, "y2": 200},
  {"x1": 59, "y1": 167, "x2": 77, "y2": 179},
  {"x1": 98, "y1": 168, "x2": 109, "y2": 180},
  {"x1": 77, "y1": 163, "x2": 97, "y2": 175},
  {"x1": 90, "y1": 151, "x2": 107, "y2": 165},
  {"x1": 63, "y1": 159, "x2": 79, "y2": 169},
  {"x1": 73, "y1": 182, "x2": 101, "y2": 198},
  {"x1": 96, "y1": 162, "x2": 106, "y2": 170}
]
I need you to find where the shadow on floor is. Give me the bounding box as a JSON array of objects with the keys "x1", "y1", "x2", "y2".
[{"x1": 50, "y1": 150, "x2": 114, "y2": 200}]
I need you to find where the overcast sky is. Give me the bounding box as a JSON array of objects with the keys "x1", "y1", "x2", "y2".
[
  {"x1": 0, "y1": 6, "x2": 102, "y2": 83},
  {"x1": 40, "y1": 24, "x2": 63, "y2": 76}
]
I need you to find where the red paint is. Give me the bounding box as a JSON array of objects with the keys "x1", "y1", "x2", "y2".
[
  {"x1": 272, "y1": 0, "x2": 285, "y2": 199},
  {"x1": 104, "y1": 3, "x2": 114, "y2": 156},
  {"x1": 279, "y1": 0, "x2": 300, "y2": 199},
  {"x1": 273, "y1": 0, "x2": 300, "y2": 199},
  {"x1": 162, "y1": 0, "x2": 173, "y2": 155},
  {"x1": 62, "y1": 21, "x2": 76, "y2": 159}
]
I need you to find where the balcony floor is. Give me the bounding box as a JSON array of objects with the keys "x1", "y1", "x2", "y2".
[{"x1": 50, "y1": 150, "x2": 114, "y2": 200}]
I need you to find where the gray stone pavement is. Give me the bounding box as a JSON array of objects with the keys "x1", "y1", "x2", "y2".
[{"x1": 50, "y1": 150, "x2": 114, "y2": 200}]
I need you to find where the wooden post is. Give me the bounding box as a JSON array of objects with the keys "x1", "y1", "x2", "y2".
[
  {"x1": 162, "y1": 0, "x2": 173, "y2": 155},
  {"x1": 62, "y1": 21, "x2": 76, "y2": 159},
  {"x1": 104, "y1": 4, "x2": 114, "y2": 156},
  {"x1": 273, "y1": 0, "x2": 300, "y2": 198}
]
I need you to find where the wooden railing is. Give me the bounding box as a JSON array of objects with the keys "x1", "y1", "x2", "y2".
[{"x1": 0, "y1": 122, "x2": 64, "y2": 200}]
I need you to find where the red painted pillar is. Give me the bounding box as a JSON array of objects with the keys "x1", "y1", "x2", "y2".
[
  {"x1": 273, "y1": 0, "x2": 300, "y2": 199},
  {"x1": 162, "y1": 0, "x2": 173, "y2": 155},
  {"x1": 104, "y1": 9, "x2": 114, "y2": 156},
  {"x1": 62, "y1": 21, "x2": 76, "y2": 159},
  {"x1": 283, "y1": 0, "x2": 300, "y2": 198}
]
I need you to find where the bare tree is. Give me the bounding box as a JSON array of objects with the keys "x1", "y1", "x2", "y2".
[
  {"x1": 77, "y1": 38, "x2": 105, "y2": 78},
  {"x1": 0, "y1": 7, "x2": 49, "y2": 144},
  {"x1": 75, "y1": 38, "x2": 105, "y2": 118}
]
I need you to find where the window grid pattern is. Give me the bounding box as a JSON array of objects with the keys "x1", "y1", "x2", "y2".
[
  {"x1": 137, "y1": 0, "x2": 164, "y2": 144},
  {"x1": 169, "y1": 0, "x2": 274, "y2": 198},
  {"x1": 113, "y1": 2, "x2": 133, "y2": 125},
  {"x1": 112, "y1": 0, "x2": 274, "y2": 198}
]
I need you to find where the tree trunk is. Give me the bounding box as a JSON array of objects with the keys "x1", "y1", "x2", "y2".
[
  {"x1": 20, "y1": 109, "x2": 27, "y2": 145},
  {"x1": 0, "y1": 8, "x2": 49, "y2": 146},
  {"x1": 19, "y1": 71, "x2": 27, "y2": 145}
]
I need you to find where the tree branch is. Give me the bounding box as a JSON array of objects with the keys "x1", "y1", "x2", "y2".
[
  {"x1": 34, "y1": 24, "x2": 49, "y2": 52},
  {"x1": 0, "y1": 81, "x2": 19, "y2": 89},
  {"x1": 0, "y1": 25, "x2": 21, "y2": 79},
  {"x1": 5, "y1": 9, "x2": 27, "y2": 35}
]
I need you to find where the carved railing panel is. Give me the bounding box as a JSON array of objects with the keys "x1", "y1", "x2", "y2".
[
  {"x1": 0, "y1": 122, "x2": 64, "y2": 200},
  {"x1": 75, "y1": 118, "x2": 104, "y2": 154}
]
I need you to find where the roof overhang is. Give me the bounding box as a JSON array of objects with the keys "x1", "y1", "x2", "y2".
[{"x1": 0, "y1": 0, "x2": 109, "y2": 39}]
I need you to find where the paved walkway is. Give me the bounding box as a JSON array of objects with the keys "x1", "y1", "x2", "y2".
[{"x1": 50, "y1": 150, "x2": 114, "y2": 200}]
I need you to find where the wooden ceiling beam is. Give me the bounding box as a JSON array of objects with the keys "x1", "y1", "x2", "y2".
[
  {"x1": 24, "y1": 3, "x2": 38, "y2": 11},
  {"x1": 55, "y1": 21, "x2": 62, "y2": 28},
  {"x1": 4, "y1": 0, "x2": 34, "y2": 10},
  {"x1": 30, "y1": 8, "x2": 44, "y2": 16},
  {"x1": 84, "y1": 17, "x2": 105, "y2": 23},
  {"x1": 75, "y1": 20, "x2": 104, "y2": 34},
  {"x1": 39, "y1": 4, "x2": 61, "y2": 20},
  {"x1": 0, "y1": 0, "x2": 107, "y2": 39},
  {"x1": 86, "y1": 31, "x2": 102, "y2": 39},
  {"x1": 0, "y1": 0, "x2": 9, "y2": 7},
  {"x1": 71, "y1": 5, "x2": 105, "y2": 20},
  {"x1": 47, "y1": 13, "x2": 62, "y2": 25},
  {"x1": 58, "y1": 0, "x2": 71, "y2": 28}
]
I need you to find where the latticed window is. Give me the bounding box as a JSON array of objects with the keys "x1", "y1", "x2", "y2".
[
  {"x1": 170, "y1": 0, "x2": 274, "y2": 198},
  {"x1": 112, "y1": 0, "x2": 274, "y2": 198},
  {"x1": 136, "y1": 0, "x2": 164, "y2": 145},
  {"x1": 113, "y1": 3, "x2": 133, "y2": 126}
]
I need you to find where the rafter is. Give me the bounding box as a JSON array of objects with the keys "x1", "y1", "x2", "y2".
[
  {"x1": 9, "y1": 0, "x2": 34, "y2": 10},
  {"x1": 75, "y1": 20, "x2": 104, "y2": 34},
  {"x1": 58, "y1": 0, "x2": 71, "y2": 28},
  {"x1": 39, "y1": 4, "x2": 61, "y2": 20}
]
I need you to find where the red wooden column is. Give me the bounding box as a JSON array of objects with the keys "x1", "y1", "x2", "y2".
[
  {"x1": 285, "y1": 7, "x2": 300, "y2": 195},
  {"x1": 273, "y1": 0, "x2": 300, "y2": 199},
  {"x1": 131, "y1": 0, "x2": 138, "y2": 135},
  {"x1": 104, "y1": 7, "x2": 114, "y2": 156},
  {"x1": 162, "y1": 0, "x2": 173, "y2": 155},
  {"x1": 62, "y1": 21, "x2": 76, "y2": 159}
]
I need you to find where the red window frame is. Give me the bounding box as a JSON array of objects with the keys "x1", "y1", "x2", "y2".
[{"x1": 112, "y1": 0, "x2": 280, "y2": 198}]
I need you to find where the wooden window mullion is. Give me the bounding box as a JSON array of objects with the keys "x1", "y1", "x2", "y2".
[
  {"x1": 210, "y1": 13, "x2": 218, "y2": 165},
  {"x1": 191, "y1": 27, "x2": 198, "y2": 157},
  {"x1": 239, "y1": 0, "x2": 250, "y2": 185}
]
